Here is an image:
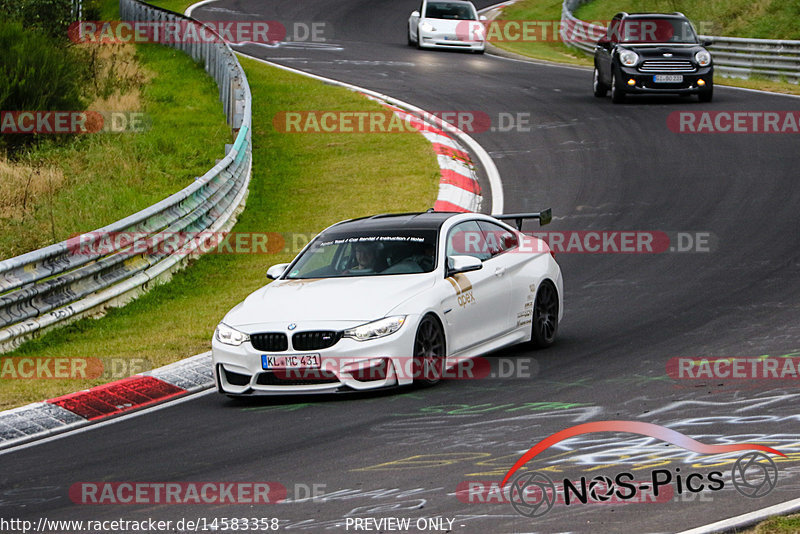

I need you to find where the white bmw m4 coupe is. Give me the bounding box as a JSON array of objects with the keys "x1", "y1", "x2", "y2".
[{"x1": 212, "y1": 210, "x2": 562, "y2": 396}]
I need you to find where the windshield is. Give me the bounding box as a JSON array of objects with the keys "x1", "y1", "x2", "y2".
[
  {"x1": 615, "y1": 18, "x2": 698, "y2": 44},
  {"x1": 285, "y1": 230, "x2": 438, "y2": 279},
  {"x1": 425, "y1": 2, "x2": 476, "y2": 20}
]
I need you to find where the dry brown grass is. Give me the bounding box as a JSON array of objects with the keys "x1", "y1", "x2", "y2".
[
  {"x1": 0, "y1": 41, "x2": 153, "y2": 252},
  {"x1": 0, "y1": 158, "x2": 65, "y2": 222},
  {"x1": 84, "y1": 42, "x2": 152, "y2": 111},
  {"x1": 89, "y1": 90, "x2": 142, "y2": 113}
]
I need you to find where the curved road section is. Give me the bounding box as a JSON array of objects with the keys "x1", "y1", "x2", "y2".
[{"x1": 3, "y1": 1, "x2": 800, "y2": 532}]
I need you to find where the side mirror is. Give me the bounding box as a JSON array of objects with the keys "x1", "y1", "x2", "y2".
[
  {"x1": 411, "y1": 10, "x2": 420, "y2": 17},
  {"x1": 266, "y1": 263, "x2": 290, "y2": 280},
  {"x1": 446, "y1": 255, "x2": 482, "y2": 276},
  {"x1": 479, "y1": 15, "x2": 487, "y2": 21},
  {"x1": 702, "y1": 39, "x2": 713, "y2": 47}
]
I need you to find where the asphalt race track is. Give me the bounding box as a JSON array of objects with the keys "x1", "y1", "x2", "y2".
[{"x1": 3, "y1": 1, "x2": 800, "y2": 532}]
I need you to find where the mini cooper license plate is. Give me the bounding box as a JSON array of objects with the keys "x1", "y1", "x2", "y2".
[
  {"x1": 654, "y1": 74, "x2": 683, "y2": 83},
  {"x1": 262, "y1": 354, "x2": 321, "y2": 369}
]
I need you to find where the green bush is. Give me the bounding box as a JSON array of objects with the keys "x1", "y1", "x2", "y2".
[
  {"x1": 0, "y1": 0, "x2": 103, "y2": 38},
  {"x1": 74, "y1": 0, "x2": 103, "y2": 22},
  {"x1": 0, "y1": 0, "x2": 76, "y2": 39},
  {"x1": 0, "y1": 20, "x2": 88, "y2": 154}
]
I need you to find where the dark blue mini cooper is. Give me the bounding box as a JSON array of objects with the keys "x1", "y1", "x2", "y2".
[{"x1": 593, "y1": 12, "x2": 714, "y2": 103}]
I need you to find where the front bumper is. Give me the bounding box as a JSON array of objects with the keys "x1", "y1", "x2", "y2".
[
  {"x1": 618, "y1": 65, "x2": 713, "y2": 94},
  {"x1": 419, "y1": 30, "x2": 484, "y2": 51},
  {"x1": 212, "y1": 318, "x2": 421, "y2": 395}
]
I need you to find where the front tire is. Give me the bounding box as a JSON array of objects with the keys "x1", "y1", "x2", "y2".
[
  {"x1": 413, "y1": 315, "x2": 445, "y2": 386},
  {"x1": 593, "y1": 66, "x2": 608, "y2": 97},
  {"x1": 611, "y1": 69, "x2": 625, "y2": 104},
  {"x1": 408, "y1": 24, "x2": 414, "y2": 46},
  {"x1": 531, "y1": 281, "x2": 559, "y2": 348},
  {"x1": 698, "y1": 86, "x2": 713, "y2": 102}
]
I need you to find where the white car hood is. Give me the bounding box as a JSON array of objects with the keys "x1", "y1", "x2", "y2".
[
  {"x1": 426, "y1": 18, "x2": 469, "y2": 33},
  {"x1": 225, "y1": 275, "x2": 436, "y2": 327}
]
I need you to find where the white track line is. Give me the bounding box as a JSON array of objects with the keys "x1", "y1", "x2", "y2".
[{"x1": 184, "y1": 0, "x2": 218, "y2": 18}]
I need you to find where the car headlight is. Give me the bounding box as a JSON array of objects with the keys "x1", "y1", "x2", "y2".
[
  {"x1": 215, "y1": 323, "x2": 250, "y2": 346},
  {"x1": 343, "y1": 316, "x2": 407, "y2": 341},
  {"x1": 619, "y1": 50, "x2": 639, "y2": 67},
  {"x1": 695, "y1": 49, "x2": 712, "y2": 67},
  {"x1": 419, "y1": 21, "x2": 435, "y2": 32}
]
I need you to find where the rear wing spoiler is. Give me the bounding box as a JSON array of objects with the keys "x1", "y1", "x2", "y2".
[{"x1": 492, "y1": 208, "x2": 552, "y2": 231}]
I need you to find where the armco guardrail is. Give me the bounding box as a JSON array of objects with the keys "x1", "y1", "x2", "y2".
[
  {"x1": 560, "y1": 0, "x2": 605, "y2": 55},
  {"x1": 0, "y1": 0, "x2": 252, "y2": 353},
  {"x1": 700, "y1": 36, "x2": 800, "y2": 82},
  {"x1": 561, "y1": 0, "x2": 800, "y2": 83}
]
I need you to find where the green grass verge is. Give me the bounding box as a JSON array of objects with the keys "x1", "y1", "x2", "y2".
[
  {"x1": 744, "y1": 513, "x2": 800, "y2": 533},
  {"x1": 145, "y1": 0, "x2": 193, "y2": 15},
  {"x1": 492, "y1": 0, "x2": 800, "y2": 95},
  {"x1": 0, "y1": 42, "x2": 232, "y2": 259},
  {"x1": 574, "y1": 0, "x2": 800, "y2": 40},
  {"x1": 490, "y1": 0, "x2": 592, "y2": 66},
  {"x1": 98, "y1": 0, "x2": 120, "y2": 19},
  {"x1": 0, "y1": 55, "x2": 439, "y2": 410}
]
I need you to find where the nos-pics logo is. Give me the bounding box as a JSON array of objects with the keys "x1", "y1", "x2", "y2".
[{"x1": 503, "y1": 421, "x2": 782, "y2": 518}]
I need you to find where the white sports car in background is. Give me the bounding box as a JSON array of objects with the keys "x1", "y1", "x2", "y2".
[
  {"x1": 212, "y1": 210, "x2": 563, "y2": 396},
  {"x1": 408, "y1": 0, "x2": 486, "y2": 53}
]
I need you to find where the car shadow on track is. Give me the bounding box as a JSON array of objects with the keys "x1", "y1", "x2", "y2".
[
  {"x1": 593, "y1": 93, "x2": 718, "y2": 105},
  {"x1": 218, "y1": 385, "x2": 413, "y2": 408}
]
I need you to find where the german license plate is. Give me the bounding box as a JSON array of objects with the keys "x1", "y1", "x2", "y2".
[
  {"x1": 654, "y1": 74, "x2": 683, "y2": 83},
  {"x1": 443, "y1": 35, "x2": 458, "y2": 40},
  {"x1": 262, "y1": 354, "x2": 321, "y2": 369}
]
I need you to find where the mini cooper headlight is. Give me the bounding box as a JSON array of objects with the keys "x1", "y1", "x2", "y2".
[
  {"x1": 344, "y1": 316, "x2": 406, "y2": 341},
  {"x1": 619, "y1": 50, "x2": 639, "y2": 67},
  {"x1": 419, "y1": 20, "x2": 435, "y2": 32},
  {"x1": 695, "y1": 49, "x2": 712, "y2": 67},
  {"x1": 215, "y1": 323, "x2": 250, "y2": 346}
]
